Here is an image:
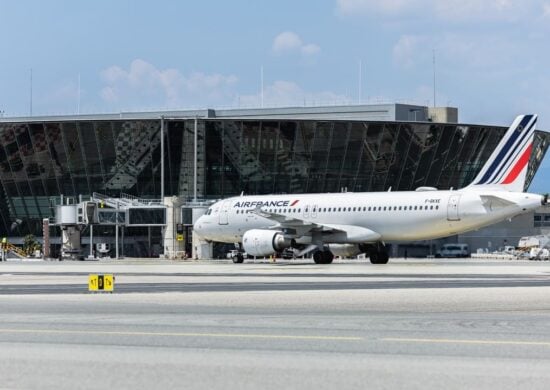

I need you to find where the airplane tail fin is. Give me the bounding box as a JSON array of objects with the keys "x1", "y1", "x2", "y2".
[{"x1": 468, "y1": 114, "x2": 537, "y2": 192}]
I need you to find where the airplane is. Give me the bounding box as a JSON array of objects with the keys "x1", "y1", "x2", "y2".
[{"x1": 194, "y1": 114, "x2": 547, "y2": 264}]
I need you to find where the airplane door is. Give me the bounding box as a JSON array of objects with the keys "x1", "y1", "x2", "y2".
[
  {"x1": 447, "y1": 195, "x2": 461, "y2": 221},
  {"x1": 311, "y1": 204, "x2": 318, "y2": 218},
  {"x1": 219, "y1": 200, "x2": 231, "y2": 225}
]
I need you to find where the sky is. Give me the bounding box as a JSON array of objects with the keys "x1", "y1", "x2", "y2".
[{"x1": 0, "y1": 0, "x2": 549, "y2": 191}]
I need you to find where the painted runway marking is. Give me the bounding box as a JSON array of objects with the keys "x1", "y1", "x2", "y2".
[
  {"x1": 382, "y1": 337, "x2": 550, "y2": 347},
  {"x1": 0, "y1": 328, "x2": 362, "y2": 341}
]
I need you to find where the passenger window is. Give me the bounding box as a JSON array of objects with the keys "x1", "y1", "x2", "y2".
[
  {"x1": 414, "y1": 206, "x2": 417, "y2": 210},
  {"x1": 436, "y1": 206, "x2": 439, "y2": 210},
  {"x1": 383, "y1": 207, "x2": 386, "y2": 211},
  {"x1": 352, "y1": 207, "x2": 356, "y2": 211},
  {"x1": 368, "y1": 207, "x2": 371, "y2": 211},
  {"x1": 430, "y1": 205, "x2": 433, "y2": 210}
]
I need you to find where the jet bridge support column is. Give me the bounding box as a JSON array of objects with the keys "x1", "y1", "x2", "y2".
[
  {"x1": 192, "y1": 233, "x2": 213, "y2": 260},
  {"x1": 164, "y1": 196, "x2": 185, "y2": 259},
  {"x1": 61, "y1": 226, "x2": 81, "y2": 260}
]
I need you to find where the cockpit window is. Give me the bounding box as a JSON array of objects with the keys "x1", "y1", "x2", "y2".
[{"x1": 205, "y1": 208, "x2": 212, "y2": 215}]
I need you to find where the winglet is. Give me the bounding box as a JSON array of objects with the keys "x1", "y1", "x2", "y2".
[{"x1": 468, "y1": 114, "x2": 537, "y2": 192}]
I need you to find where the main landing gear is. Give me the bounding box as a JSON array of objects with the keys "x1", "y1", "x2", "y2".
[
  {"x1": 232, "y1": 253, "x2": 244, "y2": 263},
  {"x1": 313, "y1": 249, "x2": 334, "y2": 264},
  {"x1": 369, "y1": 242, "x2": 389, "y2": 264}
]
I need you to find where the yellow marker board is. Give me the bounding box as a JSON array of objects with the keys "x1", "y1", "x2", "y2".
[
  {"x1": 88, "y1": 274, "x2": 114, "y2": 292},
  {"x1": 176, "y1": 234, "x2": 184, "y2": 241}
]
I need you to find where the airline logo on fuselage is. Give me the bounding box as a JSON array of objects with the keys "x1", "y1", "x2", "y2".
[{"x1": 234, "y1": 200, "x2": 299, "y2": 208}]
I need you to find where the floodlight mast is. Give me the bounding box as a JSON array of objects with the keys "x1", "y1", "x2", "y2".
[
  {"x1": 160, "y1": 116, "x2": 164, "y2": 202},
  {"x1": 194, "y1": 116, "x2": 198, "y2": 203},
  {"x1": 159, "y1": 114, "x2": 204, "y2": 203}
]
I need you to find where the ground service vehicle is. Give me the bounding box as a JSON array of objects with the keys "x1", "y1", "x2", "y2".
[{"x1": 436, "y1": 244, "x2": 470, "y2": 258}]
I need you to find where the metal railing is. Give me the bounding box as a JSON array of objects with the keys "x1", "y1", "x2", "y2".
[{"x1": 92, "y1": 192, "x2": 163, "y2": 208}]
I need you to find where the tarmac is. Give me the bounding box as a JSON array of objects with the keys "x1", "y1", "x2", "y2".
[{"x1": 1, "y1": 258, "x2": 550, "y2": 389}]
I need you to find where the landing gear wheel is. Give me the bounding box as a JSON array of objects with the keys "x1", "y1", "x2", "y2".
[
  {"x1": 233, "y1": 253, "x2": 244, "y2": 263},
  {"x1": 322, "y1": 250, "x2": 334, "y2": 264},
  {"x1": 378, "y1": 251, "x2": 389, "y2": 264},
  {"x1": 313, "y1": 250, "x2": 334, "y2": 264},
  {"x1": 369, "y1": 244, "x2": 389, "y2": 264},
  {"x1": 313, "y1": 250, "x2": 324, "y2": 264},
  {"x1": 369, "y1": 251, "x2": 379, "y2": 264}
]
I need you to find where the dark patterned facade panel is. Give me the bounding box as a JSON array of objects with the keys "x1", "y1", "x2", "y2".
[{"x1": 0, "y1": 119, "x2": 548, "y2": 237}]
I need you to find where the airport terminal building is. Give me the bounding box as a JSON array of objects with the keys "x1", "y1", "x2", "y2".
[{"x1": 0, "y1": 103, "x2": 549, "y2": 257}]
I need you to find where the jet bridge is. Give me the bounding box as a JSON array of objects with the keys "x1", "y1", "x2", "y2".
[
  {"x1": 52, "y1": 193, "x2": 167, "y2": 259},
  {"x1": 52, "y1": 193, "x2": 214, "y2": 259}
]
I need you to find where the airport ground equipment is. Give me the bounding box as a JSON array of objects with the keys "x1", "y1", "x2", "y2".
[
  {"x1": 54, "y1": 198, "x2": 98, "y2": 260},
  {"x1": 0, "y1": 239, "x2": 26, "y2": 260}
]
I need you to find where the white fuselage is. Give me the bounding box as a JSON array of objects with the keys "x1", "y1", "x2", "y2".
[{"x1": 194, "y1": 189, "x2": 543, "y2": 244}]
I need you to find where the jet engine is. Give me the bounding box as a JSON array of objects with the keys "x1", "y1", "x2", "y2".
[
  {"x1": 242, "y1": 229, "x2": 292, "y2": 257},
  {"x1": 328, "y1": 244, "x2": 362, "y2": 258}
]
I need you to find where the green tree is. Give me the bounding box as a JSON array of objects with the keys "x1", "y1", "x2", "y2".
[{"x1": 23, "y1": 234, "x2": 41, "y2": 256}]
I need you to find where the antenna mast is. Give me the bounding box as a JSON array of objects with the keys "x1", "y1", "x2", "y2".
[
  {"x1": 358, "y1": 59, "x2": 362, "y2": 104},
  {"x1": 432, "y1": 49, "x2": 436, "y2": 107},
  {"x1": 260, "y1": 65, "x2": 264, "y2": 108},
  {"x1": 29, "y1": 68, "x2": 33, "y2": 116}
]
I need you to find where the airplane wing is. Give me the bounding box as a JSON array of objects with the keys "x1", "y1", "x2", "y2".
[
  {"x1": 253, "y1": 207, "x2": 381, "y2": 243},
  {"x1": 253, "y1": 207, "x2": 327, "y2": 234}
]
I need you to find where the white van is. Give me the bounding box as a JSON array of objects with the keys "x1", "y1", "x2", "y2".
[{"x1": 436, "y1": 244, "x2": 470, "y2": 258}]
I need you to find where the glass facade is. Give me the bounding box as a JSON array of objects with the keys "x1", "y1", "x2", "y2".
[{"x1": 0, "y1": 118, "x2": 548, "y2": 238}]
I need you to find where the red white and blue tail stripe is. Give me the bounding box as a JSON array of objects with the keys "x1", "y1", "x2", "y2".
[{"x1": 468, "y1": 114, "x2": 537, "y2": 192}]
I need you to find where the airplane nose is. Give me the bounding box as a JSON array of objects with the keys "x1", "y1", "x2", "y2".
[
  {"x1": 193, "y1": 216, "x2": 206, "y2": 235},
  {"x1": 193, "y1": 214, "x2": 213, "y2": 239}
]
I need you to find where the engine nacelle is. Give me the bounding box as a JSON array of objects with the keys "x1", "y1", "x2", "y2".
[
  {"x1": 242, "y1": 229, "x2": 292, "y2": 257},
  {"x1": 328, "y1": 244, "x2": 362, "y2": 258}
]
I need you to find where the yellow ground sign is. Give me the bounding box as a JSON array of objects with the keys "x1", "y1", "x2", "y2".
[
  {"x1": 176, "y1": 234, "x2": 184, "y2": 241},
  {"x1": 88, "y1": 274, "x2": 114, "y2": 292}
]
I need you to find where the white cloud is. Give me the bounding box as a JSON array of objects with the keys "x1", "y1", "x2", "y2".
[
  {"x1": 99, "y1": 59, "x2": 237, "y2": 108},
  {"x1": 437, "y1": 33, "x2": 521, "y2": 70},
  {"x1": 239, "y1": 80, "x2": 349, "y2": 107},
  {"x1": 433, "y1": 0, "x2": 528, "y2": 22},
  {"x1": 272, "y1": 31, "x2": 321, "y2": 56},
  {"x1": 391, "y1": 32, "x2": 526, "y2": 72},
  {"x1": 392, "y1": 35, "x2": 424, "y2": 68},
  {"x1": 301, "y1": 43, "x2": 321, "y2": 56},
  {"x1": 336, "y1": 0, "x2": 419, "y2": 15},
  {"x1": 272, "y1": 31, "x2": 303, "y2": 53},
  {"x1": 336, "y1": 0, "x2": 537, "y2": 22}
]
